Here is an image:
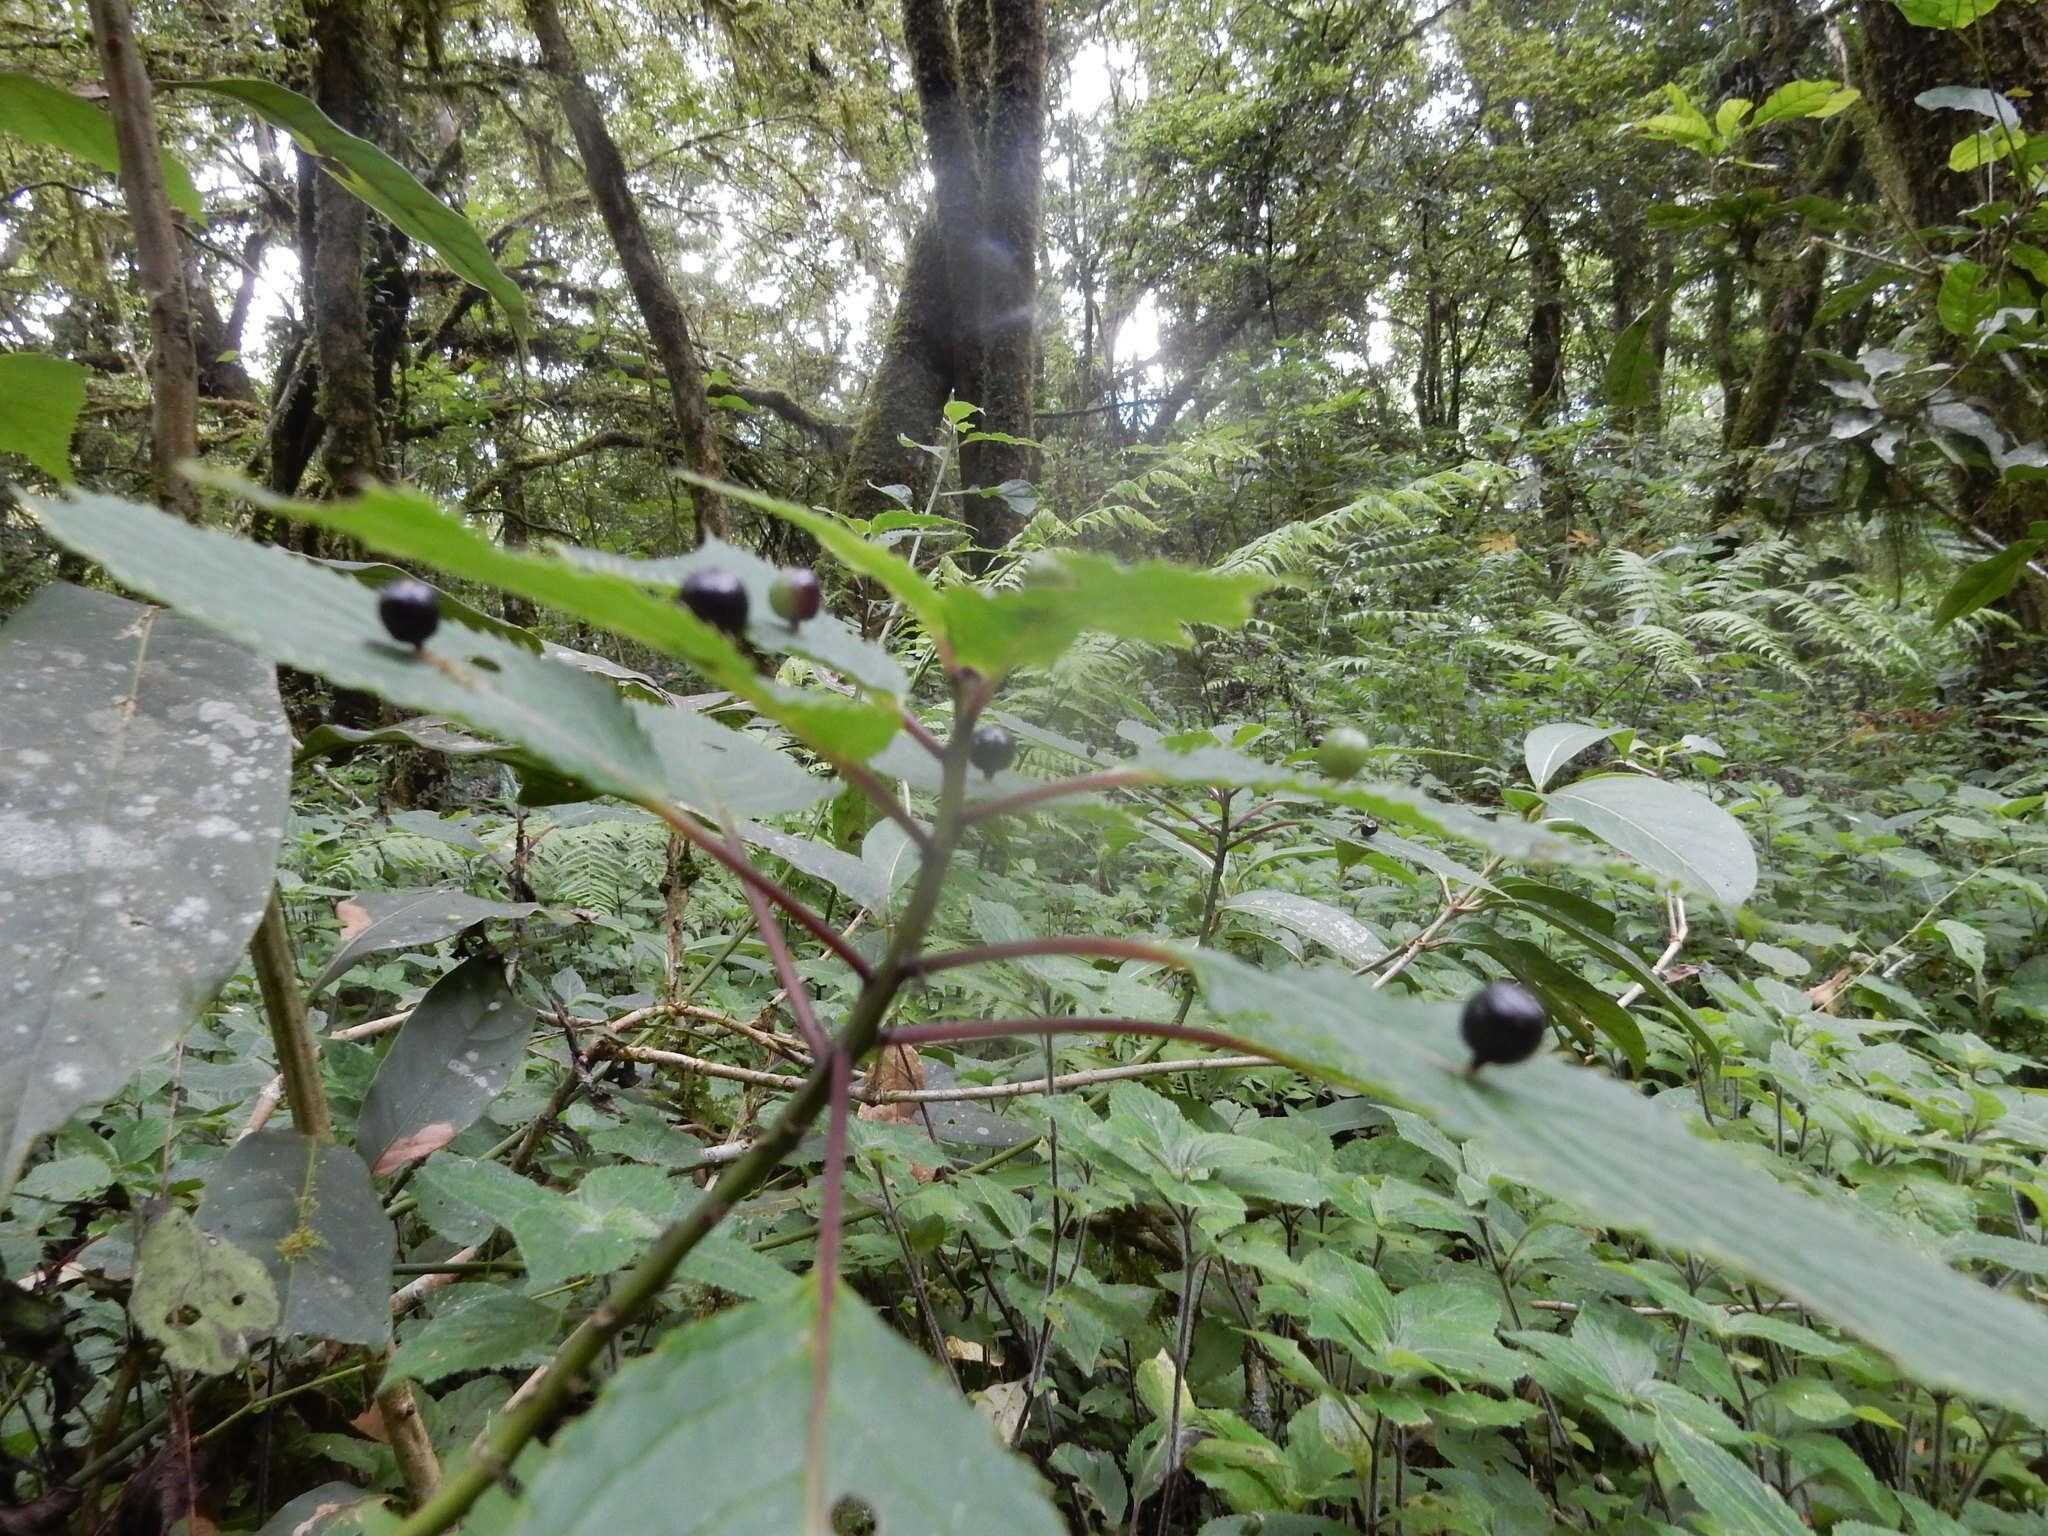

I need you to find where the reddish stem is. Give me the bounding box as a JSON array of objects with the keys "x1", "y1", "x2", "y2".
[
  {"x1": 903, "y1": 936, "x2": 1183, "y2": 979},
  {"x1": 736, "y1": 866, "x2": 828, "y2": 1057},
  {"x1": 833, "y1": 757, "x2": 934, "y2": 850},
  {"x1": 883, "y1": 1017, "x2": 1251, "y2": 1053},
  {"x1": 898, "y1": 707, "x2": 945, "y2": 758},
  {"x1": 963, "y1": 769, "x2": 1154, "y2": 823},
  {"x1": 806, "y1": 1047, "x2": 852, "y2": 1529}
]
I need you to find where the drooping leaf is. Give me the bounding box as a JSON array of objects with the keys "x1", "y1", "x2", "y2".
[
  {"x1": 0, "y1": 584, "x2": 289, "y2": 1199},
  {"x1": 1601, "y1": 303, "x2": 1664, "y2": 414},
  {"x1": 181, "y1": 475, "x2": 899, "y2": 761},
  {"x1": 1937, "y1": 259, "x2": 1994, "y2": 337},
  {"x1": 1523, "y1": 722, "x2": 1623, "y2": 791},
  {"x1": 129, "y1": 1207, "x2": 280, "y2": 1375},
  {"x1": 733, "y1": 819, "x2": 890, "y2": 912},
  {"x1": 196, "y1": 1131, "x2": 396, "y2": 1347},
  {"x1": 1219, "y1": 891, "x2": 1387, "y2": 968},
  {"x1": 1655, "y1": 1415, "x2": 1808, "y2": 1536},
  {"x1": 1915, "y1": 85, "x2": 2022, "y2": 126},
  {"x1": 1892, "y1": 0, "x2": 2000, "y2": 25},
  {"x1": 356, "y1": 955, "x2": 533, "y2": 1176},
  {"x1": 0, "y1": 70, "x2": 203, "y2": 217},
  {"x1": 26, "y1": 489, "x2": 677, "y2": 808},
  {"x1": 1543, "y1": 774, "x2": 1759, "y2": 905},
  {"x1": 1186, "y1": 951, "x2": 2048, "y2": 1425},
  {"x1": 506, "y1": 1278, "x2": 1063, "y2": 1536},
  {"x1": 312, "y1": 887, "x2": 539, "y2": 995},
  {"x1": 188, "y1": 79, "x2": 528, "y2": 333},
  {"x1": 1934, "y1": 522, "x2": 2048, "y2": 625},
  {"x1": 0, "y1": 352, "x2": 87, "y2": 481}
]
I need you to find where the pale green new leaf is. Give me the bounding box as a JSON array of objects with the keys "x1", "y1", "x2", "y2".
[{"x1": 508, "y1": 1278, "x2": 1063, "y2": 1536}]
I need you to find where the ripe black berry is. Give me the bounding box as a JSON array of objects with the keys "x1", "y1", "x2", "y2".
[
  {"x1": 769, "y1": 567, "x2": 822, "y2": 626},
  {"x1": 968, "y1": 723, "x2": 1017, "y2": 779},
  {"x1": 1460, "y1": 981, "x2": 1549, "y2": 1070},
  {"x1": 378, "y1": 578, "x2": 440, "y2": 648},
  {"x1": 678, "y1": 568, "x2": 749, "y2": 637},
  {"x1": 1357, "y1": 818, "x2": 1379, "y2": 840}
]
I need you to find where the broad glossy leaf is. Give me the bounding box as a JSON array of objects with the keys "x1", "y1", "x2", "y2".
[
  {"x1": 0, "y1": 584, "x2": 289, "y2": 1198},
  {"x1": 1601, "y1": 307, "x2": 1662, "y2": 413},
  {"x1": 1544, "y1": 774, "x2": 1758, "y2": 905},
  {"x1": 1523, "y1": 722, "x2": 1622, "y2": 791},
  {"x1": 0, "y1": 70, "x2": 202, "y2": 217},
  {"x1": 189, "y1": 79, "x2": 527, "y2": 332},
  {"x1": 0, "y1": 352, "x2": 86, "y2": 481},
  {"x1": 1188, "y1": 951, "x2": 2048, "y2": 1424},
  {"x1": 1892, "y1": 0, "x2": 2000, "y2": 26},
  {"x1": 356, "y1": 955, "x2": 532, "y2": 1175},
  {"x1": 129, "y1": 1207, "x2": 280, "y2": 1375},
  {"x1": 1219, "y1": 891, "x2": 1387, "y2": 967},
  {"x1": 27, "y1": 489, "x2": 676, "y2": 807},
  {"x1": 312, "y1": 887, "x2": 539, "y2": 994},
  {"x1": 189, "y1": 477, "x2": 898, "y2": 761},
  {"x1": 508, "y1": 1278, "x2": 1062, "y2": 1536},
  {"x1": 1935, "y1": 523, "x2": 2048, "y2": 625},
  {"x1": 196, "y1": 1131, "x2": 394, "y2": 1347},
  {"x1": 1916, "y1": 84, "x2": 2022, "y2": 127},
  {"x1": 1754, "y1": 80, "x2": 1859, "y2": 126}
]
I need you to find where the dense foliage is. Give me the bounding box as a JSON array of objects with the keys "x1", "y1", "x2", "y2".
[{"x1": 2, "y1": 0, "x2": 2046, "y2": 1533}]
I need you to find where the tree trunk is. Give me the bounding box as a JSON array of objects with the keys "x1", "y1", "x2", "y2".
[
  {"x1": 87, "y1": 0, "x2": 197, "y2": 518},
  {"x1": 522, "y1": 0, "x2": 728, "y2": 544},
  {"x1": 1522, "y1": 193, "x2": 1573, "y2": 561},
  {"x1": 839, "y1": 0, "x2": 1046, "y2": 550}
]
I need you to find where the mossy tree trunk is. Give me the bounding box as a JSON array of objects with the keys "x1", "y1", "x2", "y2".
[{"x1": 839, "y1": 0, "x2": 1046, "y2": 551}]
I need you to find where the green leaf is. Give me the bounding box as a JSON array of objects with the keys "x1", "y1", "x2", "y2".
[
  {"x1": 1916, "y1": 86, "x2": 2023, "y2": 126},
  {"x1": 1950, "y1": 127, "x2": 2027, "y2": 170},
  {"x1": 636, "y1": 703, "x2": 833, "y2": 820},
  {"x1": 1523, "y1": 722, "x2": 1623, "y2": 791},
  {"x1": 1187, "y1": 951, "x2": 2048, "y2": 1426},
  {"x1": 0, "y1": 70, "x2": 203, "y2": 218},
  {"x1": 129, "y1": 1206, "x2": 280, "y2": 1375},
  {"x1": 939, "y1": 552, "x2": 1271, "y2": 677},
  {"x1": 188, "y1": 475, "x2": 898, "y2": 761},
  {"x1": 1892, "y1": 0, "x2": 2000, "y2": 25},
  {"x1": 1543, "y1": 774, "x2": 1759, "y2": 905},
  {"x1": 507, "y1": 1278, "x2": 1063, "y2": 1536},
  {"x1": 1753, "y1": 80, "x2": 1860, "y2": 127},
  {"x1": 356, "y1": 955, "x2": 533, "y2": 1176},
  {"x1": 1602, "y1": 305, "x2": 1664, "y2": 414},
  {"x1": 26, "y1": 488, "x2": 680, "y2": 807},
  {"x1": 1655, "y1": 1415, "x2": 1807, "y2": 1536},
  {"x1": 1937, "y1": 258, "x2": 1993, "y2": 336},
  {"x1": 197, "y1": 1131, "x2": 395, "y2": 1347},
  {"x1": 1934, "y1": 522, "x2": 2048, "y2": 624},
  {"x1": 384, "y1": 1286, "x2": 560, "y2": 1387},
  {"x1": 0, "y1": 584, "x2": 289, "y2": 1200},
  {"x1": 1456, "y1": 928, "x2": 1647, "y2": 1070},
  {"x1": 413, "y1": 1158, "x2": 673, "y2": 1288},
  {"x1": 0, "y1": 352, "x2": 86, "y2": 481},
  {"x1": 1218, "y1": 890, "x2": 1387, "y2": 967},
  {"x1": 254, "y1": 1482, "x2": 386, "y2": 1536},
  {"x1": 312, "y1": 887, "x2": 539, "y2": 995},
  {"x1": 188, "y1": 79, "x2": 528, "y2": 334}
]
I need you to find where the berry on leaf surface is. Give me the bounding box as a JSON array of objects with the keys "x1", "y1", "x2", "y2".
[
  {"x1": 1460, "y1": 980, "x2": 1549, "y2": 1070},
  {"x1": 769, "y1": 567, "x2": 822, "y2": 626},
  {"x1": 378, "y1": 578, "x2": 440, "y2": 648},
  {"x1": 678, "y1": 569, "x2": 749, "y2": 637}
]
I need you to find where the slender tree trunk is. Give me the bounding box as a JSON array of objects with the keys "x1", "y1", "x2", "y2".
[
  {"x1": 307, "y1": 0, "x2": 385, "y2": 491},
  {"x1": 87, "y1": 0, "x2": 197, "y2": 518},
  {"x1": 522, "y1": 0, "x2": 727, "y2": 544},
  {"x1": 1522, "y1": 192, "x2": 1573, "y2": 562}
]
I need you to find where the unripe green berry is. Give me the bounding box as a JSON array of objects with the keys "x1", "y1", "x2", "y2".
[
  {"x1": 769, "y1": 567, "x2": 822, "y2": 626},
  {"x1": 1315, "y1": 725, "x2": 1372, "y2": 780}
]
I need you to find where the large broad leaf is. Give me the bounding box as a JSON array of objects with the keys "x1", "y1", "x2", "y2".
[
  {"x1": 254, "y1": 1482, "x2": 385, "y2": 1536},
  {"x1": 636, "y1": 703, "x2": 832, "y2": 819},
  {"x1": 26, "y1": 489, "x2": 678, "y2": 808},
  {"x1": 0, "y1": 584, "x2": 289, "y2": 1199},
  {"x1": 296, "y1": 718, "x2": 609, "y2": 807},
  {"x1": 414, "y1": 1158, "x2": 677, "y2": 1288},
  {"x1": 1935, "y1": 522, "x2": 2048, "y2": 626},
  {"x1": 734, "y1": 820, "x2": 890, "y2": 912},
  {"x1": 1187, "y1": 951, "x2": 2048, "y2": 1425},
  {"x1": 183, "y1": 475, "x2": 899, "y2": 761},
  {"x1": 196, "y1": 1131, "x2": 394, "y2": 1347},
  {"x1": 384, "y1": 1286, "x2": 560, "y2": 1388},
  {"x1": 1523, "y1": 722, "x2": 1623, "y2": 792},
  {"x1": 0, "y1": 352, "x2": 86, "y2": 481},
  {"x1": 1601, "y1": 304, "x2": 1663, "y2": 414},
  {"x1": 187, "y1": 79, "x2": 527, "y2": 333},
  {"x1": 1544, "y1": 774, "x2": 1758, "y2": 905},
  {"x1": 311, "y1": 887, "x2": 539, "y2": 994},
  {"x1": 0, "y1": 70, "x2": 203, "y2": 218},
  {"x1": 356, "y1": 955, "x2": 533, "y2": 1175},
  {"x1": 508, "y1": 1278, "x2": 1063, "y2": 1536},
  {"x1": 1752, "y1": 80, "x2": 1859, "y2": 127},
  {"x1": 129, "y1": 1207, "x2": 280, "y2": 1375},
  {"x1": 1219, "y1": 891, "x2": 1387, "y2": 968},
  {"x1": 1655, "y1": 1414, "x2": 1807, "y2": 1536},
  {"x1": 1892, "y1": 0, "x2": 1999, "y2": 26}
]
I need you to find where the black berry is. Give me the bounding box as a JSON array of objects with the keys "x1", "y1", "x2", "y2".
[
  {"x1": 679, "y1": 568, "x2": 749, "y2": 637},
  {"x1": 378, "y1": 578, "x2": 440, "y2": 648},
  {"x1": 1357, "y1": 818, "x2": 1379, "y2": 840},
  {"x1": 769, "y1": 567, "x2": 822, "y2": 626},
  {"x1": 969, "y1": 723, "x2": 1017, "y2": 779},
  {"x1": 1460, "y1": 981, "x2": 1549, "y2": 1070}
]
